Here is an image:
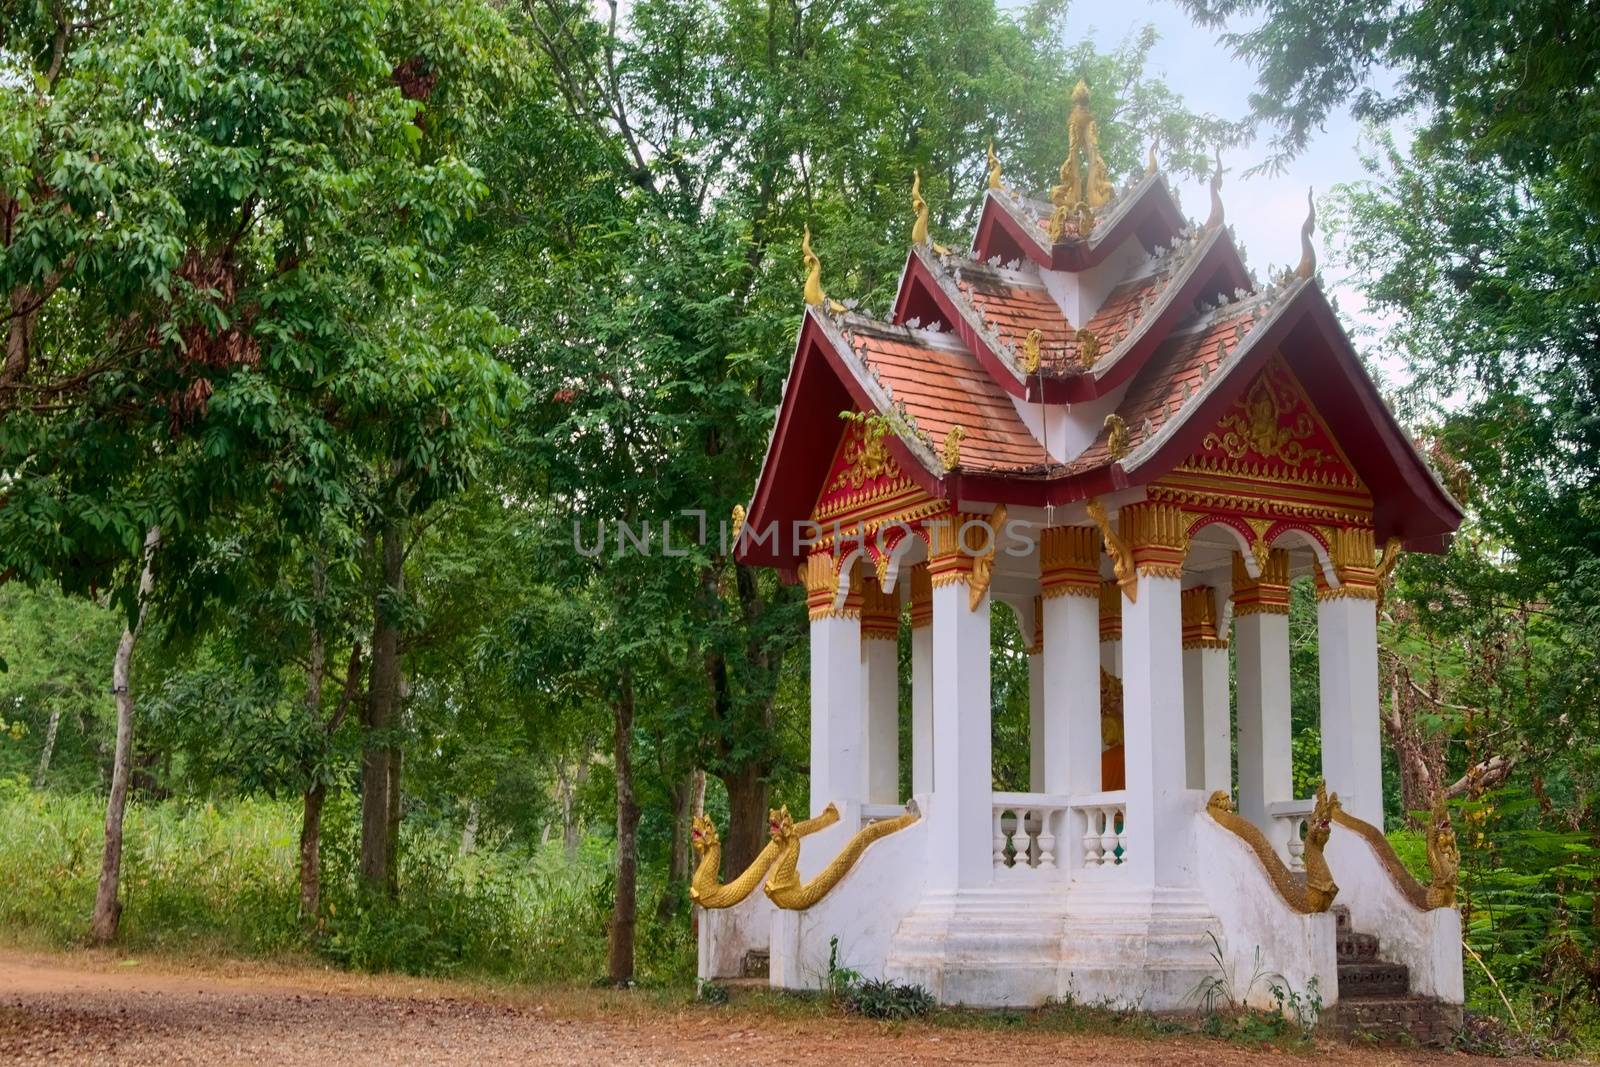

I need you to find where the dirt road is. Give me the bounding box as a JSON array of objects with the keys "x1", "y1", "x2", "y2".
[{"x1": 0, "y1": 950, "x2": 1531, "y2": 1066}]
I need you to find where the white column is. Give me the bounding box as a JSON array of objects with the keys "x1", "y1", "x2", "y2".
[
  {"x1": 1121, "y1": 572, "x2": 1189, "y2": 886},
  {"x1": 809, "y1": 608, "x2": 864, "y2": 818},
  {"x1": 1234, "y1": 553, "x2": 1293, "y2": 832},
  {"x1": 911, "y1": 623, "x2": 934, "y2": 795},
  {"x1": 861, "y1": 636, "x2": 899, "y2": 804},
  {"x1": 928, "y1": 575, "x2": 992, "y2": 889},
  {"x1": 1181, "y1": 585, "x2": 1232, "y2": 793},
  {"x1": 1042, "y1": 593, "x2": 1100, "y2": 795},
  {"x1": 1182, "y1": 646, "x2": 1230, "y2": 792},
  {"x1": 1318, "y1": 593, "x2": 1383, "y2": 826},
  {"x1": 1028, "y1": 649, "x2": 1044, "y2": 792}
]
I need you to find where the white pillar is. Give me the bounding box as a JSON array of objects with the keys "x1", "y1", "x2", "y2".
[
  {"x1": 1121, "y1": 571, "x2": 1189, "y2": 886},
  {"x1": 1098, "y1": 580, "x2": 1122, "y2": 677},
  {"x1": 928, "y1": 569, "x2": 992, "y2": 890},
  {"x1": 1181, "y1": 585, "x2": 1231, "y2": 793},
  {"x1": 805, "y1": 556, "x2": 865, "y2": 819},
  {"x1": 1042, "y1": 594, "x2": 1100, "y2": 795},
  {"x1": 1318, "y1": 593, "x2": 1383, "y2": 827},
  {"x1": 860, "y1": 577, "x2": 901, "y2": 805},
  {"x1": 1028, "y1": 647, "x2": 1045, "y2": 792},
  {"x1": 1233, "y1": 551, "x2": 1293, "y2": 831},
  {"x1": 909, "y1": 563, "x2": 934, "y2": 796}
]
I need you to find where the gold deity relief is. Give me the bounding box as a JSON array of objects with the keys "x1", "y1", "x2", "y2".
[{"x1": 1203, "y1": 371, "x2": 1328, "y2": 470}]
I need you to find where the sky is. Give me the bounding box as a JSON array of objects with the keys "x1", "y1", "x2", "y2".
[{"x1": 1072, "y1": 0, "x2": 1396, "y2": 351}]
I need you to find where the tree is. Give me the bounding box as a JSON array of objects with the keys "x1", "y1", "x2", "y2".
[
  {"x1": 478, "y1": 0, "x2": 1239, "y2": 888},
  {"x1": 2, "y1": 0, "x2": 518, "y2": 931}
]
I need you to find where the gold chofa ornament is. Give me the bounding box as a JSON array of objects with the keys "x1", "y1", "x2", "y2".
[
  {"x1": 987, "y1": 140, "x2": 1003, "y2": 190},
  {"x1": 802, "y1": 225, "x2": 824, "y2": 307},
  {"x1": 1021, "y1": 328, "x2": 1042, "y2": 374}
]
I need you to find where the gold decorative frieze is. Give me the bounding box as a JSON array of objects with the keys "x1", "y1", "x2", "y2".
[
  {"x1": 1181, "y1": 586, "x2": 1228, "y2": 649},
  {"x1": 1039, "y1": 525, "x2": 1101, "y2": 599},
  {"x1": 1232, "y1": 549, "x2": 1290, "y2": 616}
]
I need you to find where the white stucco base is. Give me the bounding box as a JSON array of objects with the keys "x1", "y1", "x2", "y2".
[
  {"x1": 697, "y1": 889, "x2": 772, "y2": 981},
  {"x1": 1194, "y1": 813, "x2": 1340, "y2": 1011},
  {"x1": 1326, "y1": 822, "x2": 1464, "y2": 1003}
]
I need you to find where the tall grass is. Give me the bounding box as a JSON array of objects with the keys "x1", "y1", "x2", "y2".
[{"x1": 0, "y1": 779, "x2": 693, "y2": 985}]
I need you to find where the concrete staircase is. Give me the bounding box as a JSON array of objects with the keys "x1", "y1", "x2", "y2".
[{"x1": 1329, "y1": 906, "x2": 1461, "y2": 1045}]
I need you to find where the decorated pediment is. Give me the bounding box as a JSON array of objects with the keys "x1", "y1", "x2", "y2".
[{"x1": 1153, "y1": 356, "x2": 1373, "y2": 527}]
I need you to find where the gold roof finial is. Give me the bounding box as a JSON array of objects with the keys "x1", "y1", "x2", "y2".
[
  {"x1": 1293, "y1": 188, "x2": 1317, "y2": 279},
  {"x1": 802, "y1": 225, "x2": 824, "y2": 307},
  {"x1": 1146, "y1": 135, "x2": 1159, "y2": 176},
  {"x1": 987, "y1": 140, "x2": 1002, "y2": 190},
  {"x1": 1049, "y1": 80, "x2": 1114, "y2": 240},
  {"x1": 1205, "y1": 147, "x2": 1225, "y2": 230},
  {"x1": 911, "y1": 170, "x2": 930, "y2": 246}
]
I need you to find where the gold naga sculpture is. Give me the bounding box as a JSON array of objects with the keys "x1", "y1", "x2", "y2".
[
  {"x1": 941, "y1": 424, "x2": 965, "y2": 471},
  {"x1": 763, "y1": 805, "x2": 920, "y2": 911},
  {"x1": 801, "y1": 226, "x2": 848, "y2": 313},
  {"x1": 1327, "y1": 794, "x2": 1460, "y2": 911},
  {"x1": 690, "y1": 803, "x2": 838, "y2": 909},
  {"x1": 1205, "y1": 785, "x2": 1340, "y2": 914},
  {"x1": 987, "y1": 140, "x2": 1003, "y2": 190}
]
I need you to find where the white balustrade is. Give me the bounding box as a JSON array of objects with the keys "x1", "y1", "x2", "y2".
[
  {"x1": 1066, "y1": 790, "x2": 1128, "y2": 871},
  {"x1": 1267, "y1": 797, "x2": 1315, "y2": 871},
  {"x1": 990, "y1": 792, "x2": 1070, "y2": 874}
]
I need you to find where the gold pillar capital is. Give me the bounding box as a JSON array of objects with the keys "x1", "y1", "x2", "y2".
[
  {"x1": 908, "y1": 562, "x2": 932, "y2": 629},
  {"x1": 1233, "y1": 550, "x2": 1290, "y2": 616},
  {"x1": 1121, "y1": 502, "x2": 1189, "y2": 579},
  {"x1": 1098, "y1": 580, "x2": 1122, "y2": 642},
  {"x1": 860, "y1": 573, "x2": 900, "y2": 640},
  {"x1": 1040, "y1": 524, "x2": 1101, "y2": 599},
  {"x1": 1316, "y1": 526, "x2": 1380, "y2": 601},
  {"x1": 1181, "y1": 585, "x2": 1228, "y2": 649}
]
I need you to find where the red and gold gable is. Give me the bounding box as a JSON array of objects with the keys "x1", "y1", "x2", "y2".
[
  {"x1": 810, "y1": 416, "x2": 946, "y2": 572},
  {"x1": 1151, "y1": 356, "x2": 1373, "y2": 528}
]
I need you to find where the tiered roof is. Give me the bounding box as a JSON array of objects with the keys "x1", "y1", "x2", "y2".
[{"x1": 739, "y1": 86, "x2": 1461, "y2": 571}]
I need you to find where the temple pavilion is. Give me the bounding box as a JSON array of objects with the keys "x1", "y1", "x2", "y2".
[{"x1": 697, "y1": 84, "x2": 1467, "y2": 1029}]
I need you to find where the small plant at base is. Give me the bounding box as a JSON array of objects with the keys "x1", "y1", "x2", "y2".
[
  {"x1": 824, "y1": 935, "x2": 862, "y2": 1002},
  {"x1": 842, "y1": 977, "x2": 935, "y2": 1021},
  {"x1": 697, "y1": 981, "x2": 730, "y2": 1005},
  {"x1": 1270, "y1": 975, "x2": 1322, "y2": 1041}
]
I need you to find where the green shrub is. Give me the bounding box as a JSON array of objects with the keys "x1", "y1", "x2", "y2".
[{"x1": 842, "y1": 977, "x2": 935, "y2": 1020}]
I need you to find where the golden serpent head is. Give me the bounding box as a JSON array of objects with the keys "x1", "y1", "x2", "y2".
[
  {"x1": 690, "y1": 814, "x2": 718, "y2": 855},
  {"x1": 767, "y1": 805, "x2": 795, "y2": 842},
  {"x1": 1206, "y1": 789, "x2": 1235, "y2": 814},
  {"x1": 1308, "y1": 783, "x2": 1339, "y2": 846}
]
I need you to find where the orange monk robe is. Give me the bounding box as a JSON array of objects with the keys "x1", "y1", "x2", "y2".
[{"x1": 1100, "y1": 713, "x2": 1126, "y2": 791}]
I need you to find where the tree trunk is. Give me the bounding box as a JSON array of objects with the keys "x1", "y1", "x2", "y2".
[
  {"x1": 656, "y1": 770, "x2": 697, "y2": 922},
  {"x1": 299, "y1": 782, "x2": 326, "y2": 919},
  {"x1": 90, "y1": 525, "x2": 159, "y2": 944},
  {"x1": 360, "y1": 519, "x2": 404, "y2": 894},
  {"x1": 719, "y1": 763, "x2": 769, "y2": 879},
  {"x1": 607, "y1": 671, "x2": 639, "y2": 985},
  {"x1": 460, "y1": 800, "x2": 479, "y2": 856},
  {"x1": 33, "y1": 707, "x2": 61, "y2": 788},
  {"x1": 385, "y1": 745, "x2": 402, "y2": 895},
  {"x1": 299, "y1": 617, "x2": 327, "y2": 921}
]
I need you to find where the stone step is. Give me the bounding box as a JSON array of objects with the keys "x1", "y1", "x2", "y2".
[
  {"x1": 1339, "y1": 960, "x2": 1411, "y2": 998},
  {"x1": 1329, "y1": 995, "x2": 1463, "y2": 1046},
  {"x1": 742, "y1": 948, "x2": 770, "y2": 979},
  {"x1": 1336, "y1": 931, "x2": 1380, "y2": 963}
]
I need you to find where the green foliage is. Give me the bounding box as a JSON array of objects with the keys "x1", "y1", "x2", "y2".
[{"x1": 841, "y1": 977, "x2": 936, "y2": 1021}]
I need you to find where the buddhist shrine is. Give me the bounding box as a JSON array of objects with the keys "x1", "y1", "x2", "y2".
[{"x1": 694, "y1": 83, "x2": 1466, "y2": 1025}]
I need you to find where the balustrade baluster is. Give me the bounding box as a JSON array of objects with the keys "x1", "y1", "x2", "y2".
[{"x1": 993, "y1": 808, "x2": 1007, "y2": 870}]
